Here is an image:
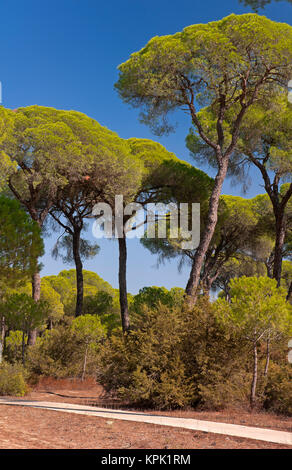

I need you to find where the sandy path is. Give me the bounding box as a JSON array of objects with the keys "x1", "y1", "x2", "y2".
[{"x1": 0, "y1": 398, "x2": 291, "y2": 446}]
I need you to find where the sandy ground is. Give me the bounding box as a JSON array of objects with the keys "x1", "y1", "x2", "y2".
[{"x1": 0, "y1": 378, "x2": 291, "y2": 449}]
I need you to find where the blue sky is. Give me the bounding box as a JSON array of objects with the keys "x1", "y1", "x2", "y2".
[{"x1": 1, "y1": 0, "x2": 291, "y2": 293}]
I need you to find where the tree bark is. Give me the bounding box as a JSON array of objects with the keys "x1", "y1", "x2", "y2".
[
  {"x1": 27, "y1": 271, "x2": 41, "y2": 346},
  {"x1": 72, "y1": 228, "x2": 83, "y2": 317},
  {"x1": 81, "y1": 343, "x2": 88, "y2": 381},
  {"x1": 287, "y1": 281, "x2": 292, "y2": 304},
  {"x1": 265, "y1": 250, "x2": 274, "y2": 279},
  {"x1": 22, "y1": 331, "x2": 26, "y2": 366},
  {"x1": 250, "y1": 338, "x2": 258, "y2": 409},
  {"x1": 0, "y1": 316, "x2": 5, "y2": 364},
  {"x1": 185, "y1": 158, "x2": 229, "y2": 302},
  {"x1": 264, "y1": 335, "x2": 270, "y2": 377},
  {"x1": 118, "y1": 234, "x2": 130, "y2": 333},
  {"x1": 273, "y1": 213, "x2": 286, "y2": 287}
]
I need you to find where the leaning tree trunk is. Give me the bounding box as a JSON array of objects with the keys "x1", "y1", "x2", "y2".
[
  {"x1": 250, "y1": 336, "x2": 258, "y2": 409},
  {"x1": 118, "y1": 234, "x2": 130, "y2": 334},
  {"x1": 72, "y1": 228, "x2": 84, "y2": 317},
  {"x1": 185, "y1": 158, "x2": 229, "y2": 302},
  {"x1": 27, "y1": 271, "x2": 41, "y2": 346},
  {"x1": 273, "y1": 213, "x2": 286, "y2": 287}
]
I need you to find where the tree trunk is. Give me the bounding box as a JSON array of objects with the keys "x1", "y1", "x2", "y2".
[
  {"x1": 0, "y1": 316, "x2": 5, "y2": 364},
  {"x1": 27, "y1": 271, "x2": 41, "y2": 346},
  {"x1": 73, "y1": 228, "x2": 84, "y2": 317},
  {"x1": 287, "y1": 281, "x2": 292, "y2": 304},
  {"x1": 265, "y1": 250, "x2": 274, "y2": 279},
  {"x1": 185, "y1": 158, "x2": 229, "y2": 302},
  {"x1": 81, "y1": 343, "x2": 88, "y2": 382},
  {"x1": 118, "y1": 235, "x2": 130, "y2": 333},
  {"x1": 225, "y1": 285, "x2": 231, "y2": 303},
  {"x1": 250, "y1": 338, "x2": 258, "y2": 409},
  {"x1": 273, "y1": 214, "x2": 286, "y2": 287},
  {"x1": 22, "y1": 331, "x2": 26, "y2": 366},
  {"x1": 264, "y1": 335, "x2": 270, "y2": 377},
  {"x1": 201, "y1": 282, "x2": 210, "y2": 298}
]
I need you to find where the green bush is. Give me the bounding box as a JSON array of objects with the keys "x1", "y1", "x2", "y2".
[
  {"x1": 5, "y1": 331, "x2": 26, "y2": 364},
  {"x1": 99, "y1": 303, "x2": 195, "y2": 409},
  {"x1": 180, "y1": 300, "x2": 251, "y2": 409},
  {"x1": 263, "y1": 362, "x2": 292, "y2": 416},
  {"x1": 28, "y1": 320, "x2": 103, "y2": 379},
  {"x1": 0, "y1": 362, "x2": 28, "y2": 396},
  {"x1": 98, "y1": 299, "x2": 251, "y2": 409},
  {"x1": 28, "y1": 325, "x2": 80, "y2": 378}
]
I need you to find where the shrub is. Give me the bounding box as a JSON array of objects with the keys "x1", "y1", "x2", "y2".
[
  {"x1": 181, "y1": 299, "x2": 251, "y2": 409},
  {"x1": 98, "y1": 303, "x2": 195, "y2": 409},
  {"x1": 27, "y1": 325, "x2": 81, "y2": 378},
  {"x1": 98, "y1": 299, "x2": 250, "y2": 409},
  {"x1": 5, "y1": 331, "x2": 26, "y2": 364},
  {"x1": 28, "y1": 319, "x2": 104, "y2": 379},
  {"x1": 215, "y1": 276, "x2": 292, "y2": 408},
  {"x1": 0, "y1": 362, "x2": 28, "y2": 396},
  {"x1": 263, "y1": 362, "x2": 292, "y2": 416}
]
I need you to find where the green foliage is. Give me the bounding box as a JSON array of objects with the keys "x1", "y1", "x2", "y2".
[
  {"x1": 98, "y1": 299, "x2": 251, "y2": 409},
  {"x1": 28, "y1": 325, "x2": 82, "y2": 378},
  {"x1": 99, "y1": 303, "x2": 196, "y2": 409},
  {"x1": 71, "y1": 314, "x2": 106, "y2": 380},
  {"x1": 0, "y1": 361, "x2": 28, "y2": 396},
  {"x1": 216, "y1": 277, "x2": 292, "y2": 407},
  {"x1": 41, "y1": 273, "x2": 73, "y2": 307},
  {"x1": 187, "y1": 97, "x2": 292, "y2": 189},
  {"x1": 1, "y1": 293, "x2": 49, "y2": 335},
  {"x1": 0, "y1": 107, "x2": 16, "y2": 191},
  {"x1": 0, "y1": 293, "x2": 50, "y2": 365},
  {"x1": 263, "y1": 362, "x2": 292, "y2": 416},
  {"x1": 213, "y1": 255, "x2": 266, "y2": 298},
  {"x1": 132, "y1": 286, "x2": 184, "y2": 315},
  {"x1": 216, "y1": 277, "x2": 292, "y2": 337},
  {"x1": 180, "y1": 301, "x2": 251, "y2": 409},
  {"x1": 252, "y1": 191, "x2": 292, "y2": 257},
  {"x1": 6, "y1": 106, "x2": 142, "y2": 200},
  {"x1": 240, "y1": 0, "x2": 292, "y2": 11},
  {"x1": 142, "y1": 193, "x2": 263, "y2": 294},
  {"x1": 40, "y1": 280, "x2": 64, "y2": 327},
  {"x1": 71, "y1": 314, "x2": 106, "y2": 344},
  {"x1": 128, "y1": 138, "x2": 213, "y2": 204},
  {"x1": 282, "y1": 261, "x2": 292, "y2": 292},
  {"x1": 43, "y1": 269, "x2": 115, "y2": 315},
  {"x1": 82, "y1": 291, "x2": 121, "y2": 332},
  {"x1": 28, "y1": 316, "x2": 105, "y2": 379},
  {"x1": 0, "y1": 196, "x2": 44, "y2": 288},
  {"x1": 117, "y1": 13, "x2": 292, "y2": 302},
  {"x1": 116, "y1": 14, "x2": 292, "y2": 136},
  {"x1": 5, "y1": 331, "x2": 26, "y2": 364}
]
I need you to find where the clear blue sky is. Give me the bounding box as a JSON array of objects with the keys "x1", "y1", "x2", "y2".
[{"x1": 1, "y1": 0, "x2": 291, "y2": 293}]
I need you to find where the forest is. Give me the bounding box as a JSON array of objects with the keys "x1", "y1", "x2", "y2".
[{"x1": 0, "y1": 10, "x2": 291, "y2": 417}]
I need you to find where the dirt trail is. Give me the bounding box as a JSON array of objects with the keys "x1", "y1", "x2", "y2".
[{"x1": 1, "y1": 398, "x2": 291, "y2": 446}]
